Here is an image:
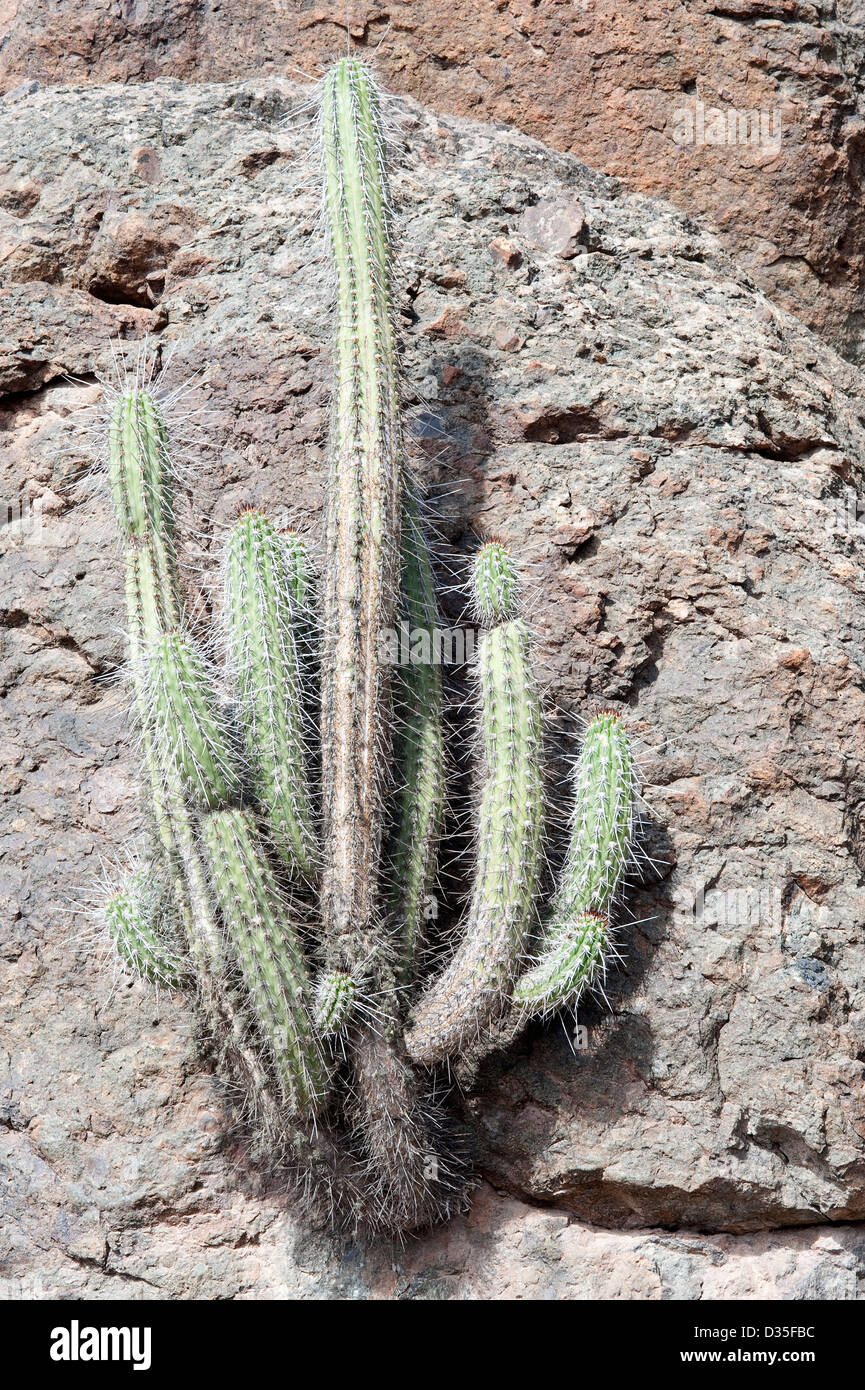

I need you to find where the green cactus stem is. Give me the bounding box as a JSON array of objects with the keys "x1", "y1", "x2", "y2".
[
  {"x1": 313, "y1": 969, "x2": 358, "y2": 1036},
  {"x1": 550, "y1": 710, "x2": 636, "y2": 917},
  {"x1": 405, "y1": 543, "x2": 544, "y2": 1064},
  {"x1": 202, "y1": 808, "x2": 328, "y2": 1117},
  {"x1": 319, "y1": 56, "x2": 403, "y2": 971},
  {"x1": 223, "y1": 510, "x2": 317, "y2": 877},
  {"x1": 103, "y1": 867, "x2": 185, "y2": 987},
  {"x1": 109, "y1": 388, "x2": 180, "y2": 626},
  {"x1": 512, "y1": 910, "x2": 608, "y2": 1014},
  {"x1": 388, "y1": 492, "x2": 445, "y2": 975},
  {"x1": 512, "y1": 710, "x2": 635, "y2": 1015},
  {"x1": 146, "y1": 628, "x2": 240, "y2": 811}
]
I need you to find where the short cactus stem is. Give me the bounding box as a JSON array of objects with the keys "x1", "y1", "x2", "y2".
[
  {"x1": 109, "y1": 388, "x2": 180, "y2": 623},
  {"x1": 319, "y1": 56, "x2": 403, "y2": 968},
  {"x1": 513, "y1": 711, "x2": 635, "y2": 1019},
  {"x1": 223, "y1": 510, "x2": 317, "y2": 877},
  {"x1": 103, "y1": 869, "x2": 185, "y2": 987},
  {"x1": 513, "y1": 910, "x2": 608, "y2": 1014},
  {"x1": 202, "y1": 808, "x2": 329, "y2": 1117},
  {"x1": 146, "y1": 628, "x2": 241, "y2": 811},
  {"x1": 472, "y1": 541, "x2": 519, "y2": 625},
  {"x1": 551, "y1": 710, "x2": 636, "y2": 917},
  {"x1": 314, "y1": 969, "x2": 357, "y2": 1036},
  {"x1": 389, "y1": 493, "x2": 445, "y2": 974},
  {"x1": 405, "y1": 546, "x2": 544, "y2": 1064}
]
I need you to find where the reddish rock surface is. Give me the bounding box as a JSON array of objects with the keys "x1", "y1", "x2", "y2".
[{"x1": 1, "y1": 2, "x2": 865, "y2": 357}]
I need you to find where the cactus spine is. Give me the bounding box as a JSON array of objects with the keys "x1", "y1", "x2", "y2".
[
  {"x1": 405, "y1": 543, "x2": 545, "y2": 1064},
  {"x1": 319, "y1": 55, "x2": 402, "y2": 970},
  {"x1": 223, "y1": 511, "x2": 317, "y2": 876}
]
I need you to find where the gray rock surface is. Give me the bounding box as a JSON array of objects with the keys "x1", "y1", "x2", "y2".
[{"x1": 2, "y1": 77, "x2": 865, "y2": 1298}]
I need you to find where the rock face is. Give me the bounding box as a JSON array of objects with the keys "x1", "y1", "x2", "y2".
[
  {"x1": 2, "y1": 77, "x2": 865, "y2": 1299},
  {"x1": 1, "y1": 2, "x2": 865, "y2": 360}
]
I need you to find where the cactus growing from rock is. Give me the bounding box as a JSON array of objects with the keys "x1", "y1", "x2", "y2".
[{"x1": 93, "y1": 56, "x2": 642, "y2": 1238}]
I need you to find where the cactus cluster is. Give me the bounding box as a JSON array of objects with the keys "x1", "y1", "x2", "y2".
[{"x1": 96, "y1": 56, "x2": 641, "y2": 1238}]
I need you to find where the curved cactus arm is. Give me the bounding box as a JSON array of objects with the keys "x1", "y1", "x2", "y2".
[
  {"x1": 319, "y1": 56, "x2": 402, "y2": 970},
  {"x1": 512, "y1": 711, "x2": 636, "y2": 1017},
  {"x1": 223, "y1": 510, "x2": 317, "y2": 877},
  {"x1": 512, "y1": 911, "x2": 608, "y2": 1015},
  {"x1": 405, "y1": 543, "x2": 544, "y2": 1065},
  {"x1": 202, "y1": 809, "x2": 329, "y2": 1118},
  {"x1": 388, "y1": 492, "x2": 445, "y2": 978},
  {"x1": 103, "y1": 868, "x2": 185, "y2": 987}
]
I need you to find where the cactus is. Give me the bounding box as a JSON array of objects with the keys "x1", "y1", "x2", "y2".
[
  {"x1": 318, "y1": 54, "x2": 402, "y2": 971},
  {"x1": 103, "y1": 866, "x2": 185, "y2": 987},
  {"x1": 223, "y1": 510, "x2": 317, "y2": 876},
  {"x1": 92, "y1": 57, "x2": 645, "y2": 1239},
  {"x1": 512, "y1": 710, "x2": 635, "y2": 1016},
  {"x1": 388, "y1": 492, "x2": 446, "y2": 973},
  {"x1": 512, "y1": 910, "x2": 608, "y2": 1014},
  {"x1": 313, "y1": 969, "x2": 358, "y2": 1036},
  {"x1": 202, "y1": 809, "x2": 328, "y2": 1115},
  {"x1": 145, "y1": 628, "x2": 241, "y2": 811},
  {"x1": 405, "y1": 543, "x2": 545, "y2": 1065}
]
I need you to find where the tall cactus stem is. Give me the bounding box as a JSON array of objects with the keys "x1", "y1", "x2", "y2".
[
  {"x1": 109, "y1": 389, "x2": 181, "y2": 627},
  {"x1": 146, "y1": 628, "x2": 241, "y2": 811},
  {"x1": 319, "y1": 56, "x2": 402, "y2": 971},
  {"x1": 223, "y1": 510, "x2": 317, "y2": 877},
  {"x1": 406, "y1": 544, "x2": 544, "y2": 1064}
]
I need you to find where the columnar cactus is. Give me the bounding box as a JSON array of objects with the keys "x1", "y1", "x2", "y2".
[
  {"x1": 93, "y1": 56, "x2": 644, "y2": 1239},
  {"x1": 106, "y1": 384, "x2": 327, "y2": 1137},
  {"x1": 319, "y1": 55, "x2": 402, "y2": 971},
  {"x1": 202, "y1": 809, "x2": 328, "y2": 1115},
  {"x1": 405, "y1": 542, "x2": 545, "y2": 1064},
  {"x1": 223, "y1": 510, "x2": 317, "y2": 877},
  {"x1": 389, "y1": 492, "x2": 446, "y2": 973}
]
